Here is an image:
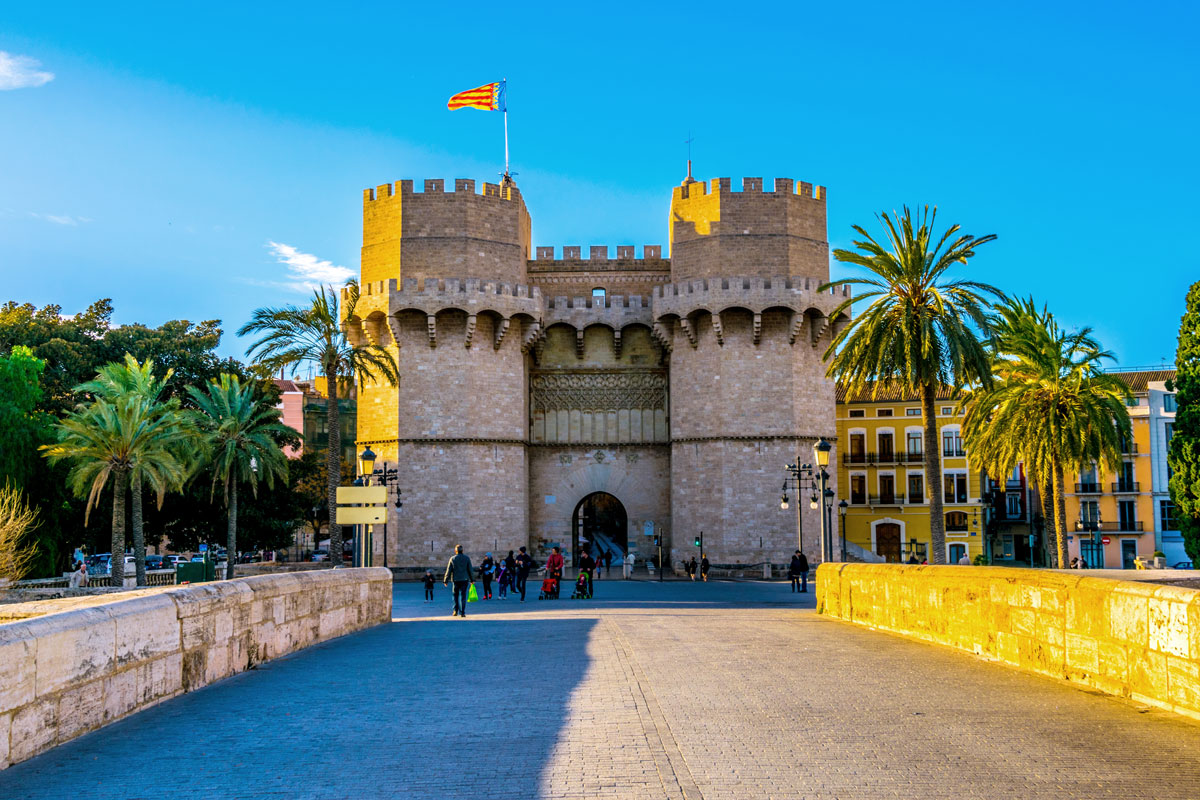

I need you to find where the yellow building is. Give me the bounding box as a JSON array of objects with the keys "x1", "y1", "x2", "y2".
[
  {"x1": 835, "y1": 385, "x2": 988, "y2": 564},
  {"x1": 1064, "y1": 369, "x2": 1176, "y2": 568}
]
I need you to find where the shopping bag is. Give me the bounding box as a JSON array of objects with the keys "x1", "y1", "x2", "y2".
[{"x1": 467, "y1": 583, "x2": 479, "y2": 602}]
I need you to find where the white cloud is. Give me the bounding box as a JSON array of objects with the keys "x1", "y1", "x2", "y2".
[
  {"x1": 30, "y1": 212, "x2": 87, "y2": 226},
  {"x1": 0, "y1": 51, "x2": 54, "y2": 90},
  {"x1": 266, "y1": 240, "x2": 354, "y2": 292}
]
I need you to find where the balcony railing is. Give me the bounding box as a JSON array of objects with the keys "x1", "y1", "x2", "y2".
[
  {"x1": 1075, "y1": 482, "x2": 1102, "y2": 493},
  {"x1": 942, "y1": 448, "x2": 967, "y2": 458},
  {"x1": 1074, "y1": 520, "x2": 1144, "y2": 532},
  {"x1": 907, "y1": 494, "x2": 925, "y2": 504},
  {"x1": 1120, "y1": 443, "x2": 1139, "y2": 454},
  {"x1": 850, "y1": 494, "x2": 868, "y2": 505},
  {"x1": 875, "y1": 451, "x2": 899, "y2": 465},
  {"x1": 846, "y1": 452, "x2": 870, "y2": 465},
  {"x1": 868, "y1": 494, "x2": 903, "y2": 506},
  {"x1": 1111, "y1": 481, "x2": 1140, "y2": 493}
]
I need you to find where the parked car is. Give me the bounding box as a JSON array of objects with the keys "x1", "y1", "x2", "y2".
[
  {"x1": 166, "y1": 555, "x2": 186, "y2": 567},
  {"x1": 1174, "y1": 561, "x2": 1195, "y2": 570},
  {"x1": 311, "y1": 549, "x2": 329, "y2": 562},
  {"x1": 190, "y1": 555, "x2": 208, "y2": 563},
  {"x1": 144, "y1": 555, "x2": 168, "y2": 570}
]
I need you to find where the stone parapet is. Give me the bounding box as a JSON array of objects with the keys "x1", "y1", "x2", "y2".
[
  {"x1": 817, "y1": 564, "x2": 1200, "y2": 721},
  {"x1": 653, "y1": 276, "x2": 849, "y2": 319},
  {"x1": 544, "y1": 293, "x2": 655, "y2": 331},
  {"x1": 0, "y1": 568, "x2": 392, "y2": 769}
]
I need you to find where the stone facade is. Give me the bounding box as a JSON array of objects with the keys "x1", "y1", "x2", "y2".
[{"x1": 349, "y1": 175, "x2": 848, "y2": 569}]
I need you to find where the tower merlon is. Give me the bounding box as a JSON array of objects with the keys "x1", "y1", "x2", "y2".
[
  {"x1": 362, "y1": 178, "x2": 523, "y2": 203},
  {"x1": 530, "y1": 245, "x2": 667, "y2": 261},
  {"x1": 671, "y1": 177, "x2": 827, "y2": 202}
]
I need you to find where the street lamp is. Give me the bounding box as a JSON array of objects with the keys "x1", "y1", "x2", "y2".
[
  {"x1": 839, "y1": 499, "x2": 848, "y2": 562},
  {"x1": 783, "y1": 462, "x2": 818, "y2": 561},
  {"x1": 813, "y1": 437, "x2": 834, "y2": 562},
  {"x1": 359, "y1": 446, "x2": 376, "y2": 480}
]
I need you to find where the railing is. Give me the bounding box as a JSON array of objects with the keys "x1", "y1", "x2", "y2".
[
  {"x1": 1075, "y1": 482, "x2": 1102, "y2": 493},
  {"x1": 907, "y1": 494, "x2": 925, "y2": 504},
  {"x1": 1111, "y1": 481, "x2": 1140, "y2": 493},
  {"x1": 850, "y1": 494, "x2": 868, "y2": 505},
  {"x1": 1120, "y1": 443, "x2": 1139, "y2": 454},
  {"x1": 942, "y1": 448, "x2": 967, "y2": 458},
  {"x1": 868, "y1": 494, "x2": 903, "y2": 505},
  {"x1": 1074, "y1": 520, "x2": 1144, "y2": 532},
  {"x1": 846, "y1": 452, "x2": 870, "y2": 465},
  {"x1": 845, "y1": 451, "x2": 927, "y2": 466}
]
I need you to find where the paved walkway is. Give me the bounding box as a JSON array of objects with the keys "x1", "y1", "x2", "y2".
[{"x1": 4, "y1": 578, "x2": 1200, "y2": 798}]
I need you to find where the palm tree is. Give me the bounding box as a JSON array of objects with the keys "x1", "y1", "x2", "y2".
[
  {"x1": 239, "y1": 281, "x2": 398, "y2": 568},
  {"x1": 961, "y1": 297, "x2": 1131, "y2": 567},
  {"x1": 188, "y1": 374, "x2": 290, "y2": 579},
  {"x1": 821, "y1": 206, "x2": 1002, "y2": 564},
  {"x1": 42, "y1": 395, "x2": 188, "y2": 585},
  {"x1": 75, "y1": 355, "x2": 193, "y2": 585}
]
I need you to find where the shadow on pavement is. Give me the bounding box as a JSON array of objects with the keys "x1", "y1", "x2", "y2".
[{"x1": 0, "y1": 618, "x2": 597, "y2": 800}]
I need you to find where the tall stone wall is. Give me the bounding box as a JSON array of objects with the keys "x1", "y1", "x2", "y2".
[{"x1": 669, "y1": 178, "x2": 828, "y2": 283}]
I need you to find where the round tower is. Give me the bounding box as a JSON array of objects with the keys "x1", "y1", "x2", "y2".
[
  {"x1": 352, "y1": 177, "x2": 538, "y2": 566},
  {"x1": 668, "y1": 177, "x2": 828, "y2": 284},
  {"x1": 657, "y1": 175, "x2": 845, "y2": 568}
]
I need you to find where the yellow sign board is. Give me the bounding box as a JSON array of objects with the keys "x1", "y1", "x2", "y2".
[
  {"x1": 336, "y1": 506, "x2": 387, "y2": 525},
  {"x1": 336, "y1": 486, "x2": 386, "y2": 504}
]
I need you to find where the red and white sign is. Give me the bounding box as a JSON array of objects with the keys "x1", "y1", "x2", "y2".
[{"x1": 1101, "y1": 536, "x2": 1111, "y2": 545}]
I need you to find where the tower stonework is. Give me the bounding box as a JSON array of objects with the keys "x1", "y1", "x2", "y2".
[{"x1": 350, "y1": 174, "x2": 846, "y2": 570}]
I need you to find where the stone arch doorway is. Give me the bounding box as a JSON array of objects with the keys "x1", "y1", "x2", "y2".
[{"x1": 572, "y1": 492, "x2": 628, "y2": 568}]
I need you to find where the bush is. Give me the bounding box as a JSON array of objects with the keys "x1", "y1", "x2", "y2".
[
  {"x1": 972, "y1": 554, "x2": 988, "y2": 566},
  {"x1": 0, "y1": 484, "x2": 38, "y2": 584},
  {"x1": 1153, "y1": 550, "x2": 1166, "y2": 558}
]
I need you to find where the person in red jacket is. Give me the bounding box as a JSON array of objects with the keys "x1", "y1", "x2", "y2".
[{"x1": 545, "y1": 546, "x2": 565, "y2": 581}]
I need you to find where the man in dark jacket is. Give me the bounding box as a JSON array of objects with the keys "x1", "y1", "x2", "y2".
[
  {"x1": 514, "y1": 546, "x2": 535, "y2": 602},
  {"x1": 789, "y1": 550, "x2": 810, "y2": 593},
  {"x1": 443, "y1": 544, "x2": 474, "y2": 617}
]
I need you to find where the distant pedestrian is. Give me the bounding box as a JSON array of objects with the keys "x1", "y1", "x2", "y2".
[
  {"x1": 69, "y1": 561, "x2": 85, "y2": 588},
  {"x1": 578, "y1": 548, "x2": 596, "y2": 598},
  {"x1": 1079, "y1": 556, "x2": 1088, "y2": 569},
  {"x1": 700, "y1": 554, "x2": 710, "y2": 582},
  {"x1": 957, "y1": 553, "x2": 971, "y2": 566},
  {"x1": 546, "y1": 546, "x2": 564, "y2": 582},
  {"x1": 515, "y1": 546, "x2": 535, "y2": 602},
  {"x1": 789, "y1": 550, "x2": 809, "y2": 593},
  {"x1": 602, "y1": 548, "x2": 612, "y2": 577},
  {"x1": 1070, "y1": 556, "x2": 1080, "y2": 569},
  {"x1": 422, "y1": 570, "x2": 436, "y2": 602},
  {"x1": 443, "y1": 545, "x2": 474, "y2": 618},
  {"x1": 496, "y1": 559, "x2": 510, "y2": 598},
  {"x1": 480, "y1": 553, "x2": 495, "y2": 600},
  {"x1": 906, "y1": 554, "x2": 919, "y2": 565},
  {"x1": 687, "y1": 556, "x2": 698, "y2": 581}
]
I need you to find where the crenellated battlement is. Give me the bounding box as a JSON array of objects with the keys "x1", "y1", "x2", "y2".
[
  {"x1": 531, "y1": 245, "x2": 665, "y2": 261},
  {"x1": 672, "y1": 177, "x2": 826, "y2": 203},
  {"x1": 653, "y1": 276, "x2": 849, "y2": 298},
  {"x1": 363, "y1": 178, "x2": 523, "y2": 204}
]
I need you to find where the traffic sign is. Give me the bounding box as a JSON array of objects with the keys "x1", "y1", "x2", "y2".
[
  {"x1": 336, "y1": 486, "x2": 386, "y2": 504},
  {"x1": 1101, "y1": 536, "x2": 1111, "y2": 545},
  {"x1": 336, "y1": 506, "x2": 387, "y2": 524}
]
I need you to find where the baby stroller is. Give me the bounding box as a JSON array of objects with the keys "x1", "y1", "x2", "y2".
[
  {"x1": 538, "y1": 575, "x2": 560, "y2": 600},
  {"x1": 570, "y1": 571, "x2": 591, "y2": 600}
]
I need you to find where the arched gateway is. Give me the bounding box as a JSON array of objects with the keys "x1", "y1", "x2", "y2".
[{"x1": 572, "y1": 492, "x2": 628, "y2": 567}]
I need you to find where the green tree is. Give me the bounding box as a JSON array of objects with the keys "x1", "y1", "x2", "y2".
[
  {"x1": 821, "y1": 206, "x2": 1001, "y2": 564},
  {"x1": 42, "y1": 393, "x2": 189, "y2": 585},
  {"x1": 75, "y1": 355, "x2": 195, "y2": 585},
  {"x1": 188, "y1": 374, "x2": 291, "y2": 579},
  {"x1": 962, "y1": 297, "x2": 1131, "y2": 567},
  {"x1": 239, "y1": 282, "x2": 398, "y2": 568},
  {"x1": 1168, "y1": 281, "x2": 1200, "y2": 564},
  {"x1": 0, "y1": 346, "x2": 54, "y2": 490}
]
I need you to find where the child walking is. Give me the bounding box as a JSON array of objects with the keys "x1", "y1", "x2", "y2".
[{"x1": 422, "y1": 570, "x2": 436, "y2": 602}]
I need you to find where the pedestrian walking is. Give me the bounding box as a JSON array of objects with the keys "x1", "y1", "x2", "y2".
[
  {"x1": 687, "y1": 556, "x2": 697, "y2": 581},
  {"x1": 515, "y1": 546, "x2": 535, "y2": 601},
  {"x1": 789, "y1": 550, "x2": 809, "y2": 593},
  {"x1": 480, "y1": 553, "x2": 495, "y2": 599},
  {"x1": 545, "y1": 546, "x2": 564, "y2": 582},
  {"x1": 443, "y1": 545, "x2": 474, "y2": 618},
  {"x1": 422, "y1": 569, "x2": 436, "y2": 602},
  {"x1": 700, "y1": 554, "x2": 710, "y2": 582},
  {"x1": 496, "y1": 559, "x2": 510, "y2": 598},
  {"x1": 957, "y1": 553, "x2": 971, "y2": 566},
  {"x1": 578, "y1": 547, "x2": 596, "y2": 598}
]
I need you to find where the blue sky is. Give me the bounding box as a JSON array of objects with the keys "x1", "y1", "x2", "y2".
[{"x1": 2, "y1": 1, "x2": 1196, "y2": 368}]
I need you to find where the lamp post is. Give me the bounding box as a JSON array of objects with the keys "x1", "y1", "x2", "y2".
[
  {"x1": 782, "y1": 462, "x2": 818, "y2": 561},
  {"x1": 813, "y1": 437, "x2": 833, "y2": 563},
  {"x1": 838, "y1": 499, "x2": 848, "y2": 562}
]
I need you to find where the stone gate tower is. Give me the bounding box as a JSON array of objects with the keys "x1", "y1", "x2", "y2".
[{"x1": 348, "y1": 174, "x2": 846, "y2": 570}]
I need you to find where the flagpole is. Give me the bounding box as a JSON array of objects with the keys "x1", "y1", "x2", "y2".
[{"x1": 502, "y1": 78, "x2": 509, "y2": 178}]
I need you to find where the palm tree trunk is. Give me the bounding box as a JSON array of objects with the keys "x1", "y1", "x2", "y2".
[
  {"x1": 1038, "y1": 479, "x2": 1057, "y2": 568},
  {"x1": 1052, "y1": 461, "x2": 1069, "y2": 568},
  {"x1": 226, "y1": 479, "x2": 238, "y2": 580},
  {"x1": 132, "y1": 472, "x2": 146, "y2": 587},
  {"x1": 326, "y1": 369, "x2": 342, "y2": 567},
  {"x1": 923, "y1": 384, "x2": 946, "y2": 564},
  {"x1": 111, "y1": 469, "x2": 127, "y2": 585}
]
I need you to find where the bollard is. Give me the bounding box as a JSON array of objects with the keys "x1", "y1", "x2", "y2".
[{"x1": 762, "y1": 562, "x2": 771, "y2": 580}]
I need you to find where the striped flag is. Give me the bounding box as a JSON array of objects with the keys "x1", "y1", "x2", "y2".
[{"x1": 447, "y1": 81, "x2": 505, "y2": 111}]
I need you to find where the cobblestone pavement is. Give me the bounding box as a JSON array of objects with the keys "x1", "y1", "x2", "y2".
[{"x1": 5, "y1": 578, "x2": 1200, "y2": 799}]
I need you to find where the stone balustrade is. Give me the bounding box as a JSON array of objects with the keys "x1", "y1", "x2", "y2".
[
  {"x1": 0, "y1": 567, "x2": 392, "y2": 769},
  {"x1": 817, "y1": 563, "x2": 1200, "y2": 720}
]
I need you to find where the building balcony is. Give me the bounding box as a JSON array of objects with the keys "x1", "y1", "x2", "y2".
[
  {"x1": 868, "y1": 494, "x2": 904, "y2": 506},
  {"x1": 1074, "y1": 520, "x2": 1144, "y2": 532},
  {"x1": 1111, "y1": 481, "x2": 1140, "y2": 493},
  {"x1": 850, "y1": 494, "x2": 868, "y2": 505},
  {"x1": 845, "y1": 453, "x2": 871, "y2": 466},
  {"x1": 875, "y1": 451, "x2": 899, "y2": 465},
  {"x1": 1075, "y1": 482, "x2": 1103, "y2": 494},
  {"x1": 942, "y1": 448, "x2": 967, "y2": 458},
  {"x1": 1120, "y1": 443, "x2": 1139, "y2": 454},
  {"x1": 907, "y1": 494, "x2": 925, "y2": 504}
]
